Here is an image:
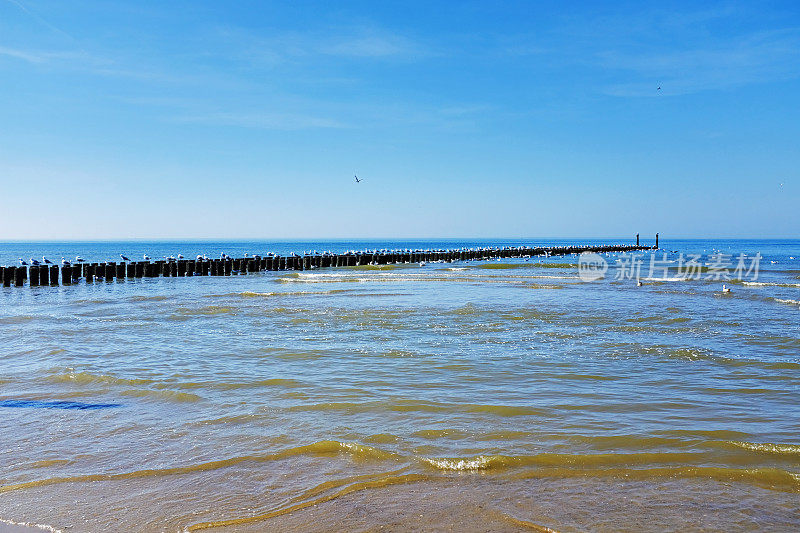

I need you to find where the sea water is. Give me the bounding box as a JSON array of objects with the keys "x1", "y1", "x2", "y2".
[{"x1": 0, "y1": 239, "x2": 798, "y2": 531}]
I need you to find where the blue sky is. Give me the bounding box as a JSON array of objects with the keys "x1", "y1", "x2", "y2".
[{"x1": 1, "y1": 0, "x2": 798, "y2": 240}]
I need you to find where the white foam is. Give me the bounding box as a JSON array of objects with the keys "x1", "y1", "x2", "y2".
[
  {"x1": 423, "y1": 456, "x2": 493, "y2": 470},
  {"x1": 773, "y1": 298, "x2": 800, "y2": 306},
  {"x1": 0, "y1": 519, "x2": 62, "y2": 532}
]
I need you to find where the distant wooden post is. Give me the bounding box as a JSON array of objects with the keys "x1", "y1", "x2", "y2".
[
  {"x1": 50, "y1": 265, "x2": 59, "y2": 285},
  {"x1": 61, "y1": 265, "x2": 71, "y2": 285},
  {"x1": 655, "y1": 233, "x2": 659, "y2": 249},
  {"x1": 636, "y1": 233, "x2": 639, "y2": 246},
  {"x1": 29, "y1": 266, "x2": 39, "y2": 286},
  {"x1": 15, "y1": 267, "x2": 25, "y2": 287}
]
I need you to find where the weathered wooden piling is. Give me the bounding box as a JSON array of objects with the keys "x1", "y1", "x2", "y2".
[
  {"x1": 39, "y1": 265, "x2": 49, "y2": 286},
  {"x1": 2, "y1": 239, "x2": 654, "y2": 289}
]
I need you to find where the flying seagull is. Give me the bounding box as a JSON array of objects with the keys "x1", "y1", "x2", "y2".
[
  {"x1": 354, "y1": 174, "x2": 363, "y2": 183},
  {"x1": 657, "y1": 86, "x2": 661, "y2": 91}
]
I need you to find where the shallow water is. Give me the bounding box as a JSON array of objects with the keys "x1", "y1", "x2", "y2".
[{"x1": 0, "y1": 239, "x2": 798, "y2": 532}]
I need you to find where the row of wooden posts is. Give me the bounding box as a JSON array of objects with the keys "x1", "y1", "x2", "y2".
[{"x1": 0, "y1": 243, "x2": 651, "y2": 288}]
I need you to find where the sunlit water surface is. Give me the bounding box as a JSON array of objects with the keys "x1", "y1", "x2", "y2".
[{"x1": 0, "y1": 239, "x2": 798, "y2": 532}]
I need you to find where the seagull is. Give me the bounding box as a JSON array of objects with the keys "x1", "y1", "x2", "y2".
[
  {"x1": 722, "y1": 285, "x2": 731, "y2": 294},
  {"x1": 354, "y1": 174, "x2": 363, "y2": 183},
  {"x1": 657, "y1": 86, "x2": 661, "y2": 91},
  {"x1": 61, "y1": 258, "x2": 71, "y2": 266},
  {"x1": 177, "y1": 254, "x2": 184, "y2": 259},
  {"x1": 120, "y1": 254, "x2": 131, "y2": 262},
  {"x1": 143, "y1": 254, "x2": 150, "y2": 261},
  {"x1": 43, "y1": 257, "x2": 52, "y2": 264},
  {"x1": 18, "y1": 258, "x2": 28, "y2": 266},
  {"x1": 637, "y1": 280, "x2": 643, "y2": 287},
  {"x1": 75, "y1": 256, "x2": 85, "y2": 263},
  {"x1": 30, "y1": 258, "x2": 41, "y2": 265}
]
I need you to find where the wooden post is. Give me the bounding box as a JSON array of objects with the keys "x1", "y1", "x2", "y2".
[
  {"x1": 61, "y1": 266, "x2": 71, "y2": 285},
  {"x1": 39, "y1": 264, "x2": 49, "y2": 286},
  {"x1": 29, "y1": 266, "x2": 39, "y2": 286},
  {"x1": 636, "y1": 233, "x2": 639, "y2": 246},
  {"x1": 50, "y1": 265, "x2": 59, "y2": 285},
  {"x1": 655, "y1": 233, "x2": 659, "y2": 249},
  {"x1": 15, "y1": 266, "x2": 25, "y2": 287}
]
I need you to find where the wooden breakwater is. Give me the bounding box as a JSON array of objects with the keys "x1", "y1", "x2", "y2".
[{"x1": 0, "y1": 242, "x2": 652, "y2": 288}]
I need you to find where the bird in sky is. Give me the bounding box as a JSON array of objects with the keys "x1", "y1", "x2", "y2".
[
  {"x1": 657, "y1": 86, "x2": 661, "y2": 91},
  {"x1": 354, "y1": 174, "x2": 363, "y2": 183}
]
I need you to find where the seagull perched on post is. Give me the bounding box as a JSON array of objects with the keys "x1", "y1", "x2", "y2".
[
  {"x1": 18, "y1": 258, "x2": 28, "y2": 266},
  {"x1": 143, "y1": 254, "x2": 150, "y2": 261},
  {"x1": 61, "y1": 258, "x2": 71, "y2": 266},
  {"x1": 75, "y1": 256, "x2": 85, "y2": 263},
  {"x1": 43, "y1": 257, "x2": 52, "y2": 264},
  {"x1": 30, "y1": 258, "x2": 41, "y2": 265},
  {"x1": 120, "y1": 254, "x2": 131, "y2": 262}
]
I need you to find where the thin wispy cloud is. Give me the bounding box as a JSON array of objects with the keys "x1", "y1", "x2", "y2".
[
  {"x1": 0, "y1": 45, "x2": 88, "y2": 64},
  {"x1": 3, "y1": 0, "x2": 74, "y2": 41},
  {"x1": 601, "y1": 28, "x2": 800, "y2": 96},
  {"x1": 217, "y1": 25, "x2": 427, "y2": 66},
  {"x1": 174, "y1": 111, "x2": 349, "y2": 131}
]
